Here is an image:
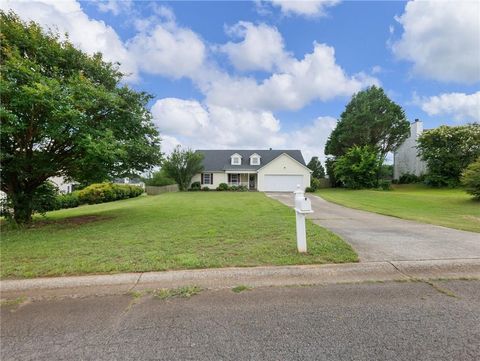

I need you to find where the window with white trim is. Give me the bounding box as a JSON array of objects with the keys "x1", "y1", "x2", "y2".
[
  {"x1": 231, "y1": 156, "x2": 241, "y2": 165},
  {"x1": 250, "y1": 156, "x2": 260, "y2": 165},
  {"x1": 201, "y1": 173, "x2": 213, "y2": 185}
]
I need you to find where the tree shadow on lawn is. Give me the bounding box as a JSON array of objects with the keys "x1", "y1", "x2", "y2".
[{"x1": 13, "y1": 215, "x2": 115, "y2": 229}]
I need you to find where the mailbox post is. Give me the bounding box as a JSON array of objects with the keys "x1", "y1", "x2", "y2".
[{"x1": 293, "y1": 185, "x2": 313, "y2": 253}]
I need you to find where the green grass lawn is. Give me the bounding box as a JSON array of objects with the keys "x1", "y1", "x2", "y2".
[
  {"x1": 317, "y1": 184, "x2": 480, "y2": 233},
  {"x1": 1, "y1": 192, "x2": 357, "y2": 279}
]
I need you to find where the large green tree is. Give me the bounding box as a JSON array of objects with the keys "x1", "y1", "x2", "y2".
[
  {"x1": 334, "y1": 146, "x2": 381, "y2": 189},
  {"x1": 0, "y1": 12, "x2": 161, "y2": 223},
  {"x1": 162, "y1": 147, "x2": 204, "y2": 191},
  {"x1": 325, "y1": 86, "x2": 410, "y2": 161},
  {"x1": 418, "y1": 124, "x2": 480, "y2": 187},
  {"x1": 307, "y1": 156, "x2": 325, "y2": 179}
]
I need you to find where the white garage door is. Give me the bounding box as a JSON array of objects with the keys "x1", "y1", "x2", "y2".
[{"x1": 264, "y1": 175, "x2": 304, "y2": 192}]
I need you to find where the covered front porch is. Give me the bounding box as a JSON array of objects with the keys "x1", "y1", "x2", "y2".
[{"x1": 226, "y1": 171, "x2": 257, "y2": 190}]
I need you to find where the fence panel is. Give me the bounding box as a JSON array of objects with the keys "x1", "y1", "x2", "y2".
[{"x1": 145, "y1": 184, "x2": 179, "y2": 195}]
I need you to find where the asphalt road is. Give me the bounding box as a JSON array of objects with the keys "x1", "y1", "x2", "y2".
[
  {"x1": 2, "y1": 280, "x2": 479, "y2": 361},
  {"x1": 267, "y1": 193, "x2": 480, "y2": 262}
]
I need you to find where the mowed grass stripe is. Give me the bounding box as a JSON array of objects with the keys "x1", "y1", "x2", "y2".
[{"x1": 317, "y1": 184, "x2": 479, "y2": 233}]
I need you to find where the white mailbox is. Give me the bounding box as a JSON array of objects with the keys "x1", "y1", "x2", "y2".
[{"x1": 293, "y1": 185, "x2": 313, "y2": 253}]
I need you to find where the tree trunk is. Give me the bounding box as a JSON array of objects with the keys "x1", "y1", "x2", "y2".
[{"x1": 11, "y1": 189, "x2": 34, "y2": 225}]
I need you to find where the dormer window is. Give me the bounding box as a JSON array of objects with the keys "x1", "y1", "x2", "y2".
[
  {"x1": 250, "y1": 153, "x2": 261, "y2": 166},
  {"x1": 231, "y1": 153, "x2": 242, "y2": 165}
]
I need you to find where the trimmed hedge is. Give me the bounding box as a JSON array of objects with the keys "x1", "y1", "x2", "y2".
[
  {"x1": 57, "y1": 192, "x2": 81, "y2": 209},
  {"x1": 77, "y1": 183, "x2": 144, "y2": 205}
]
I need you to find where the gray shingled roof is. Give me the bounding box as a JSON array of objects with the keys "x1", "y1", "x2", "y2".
[{"x1": 195, "y1": 149, "x2": 307, "y2": 172}]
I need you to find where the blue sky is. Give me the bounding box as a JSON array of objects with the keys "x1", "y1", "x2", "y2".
[{"x1": 3, "y1": 0, "x2": 479, "y2": 162}]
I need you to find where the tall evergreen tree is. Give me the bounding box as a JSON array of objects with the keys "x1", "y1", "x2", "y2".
[
  {"x1": 325, "y1": 86, "x2": 410, "y2": 161},
  {"x1": 307, "y1": 157, "x2": 326, "y2": 179}
]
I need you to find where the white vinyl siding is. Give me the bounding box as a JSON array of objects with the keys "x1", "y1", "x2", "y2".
[
  {"x1": 191, "y1": 172, "x2": 226, "y2": 189},
  {"x1": 257, "y1": 153, "x2": 311, "y2": 192}
]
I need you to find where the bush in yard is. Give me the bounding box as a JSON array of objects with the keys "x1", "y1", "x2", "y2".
[
  {"x1": 398, "y1": 173, "x2": 420, "y2": 184},
  {"x1": 325, "y1": 158, "x2": 341, "y2": 187},
  {"x1": 418, "y1": 124, "x2": 480, "y2": 187},
  {"x1": 201, "y1": 186, "x2": 210, "y2": 191},
  {"x1": 334, "y1": 146, "x2": 381, "y2": 189},
  {"x1": 56, "y1": 192, "x2": 80, "y2": 209},
  {"x1": 229, "y1": 185, "x2": 239, "y2": 191},
  {"x1": 189, "y1": 182, "x2": 201, "y2": 191},
  {"x1": 310, "y1": 178, "x2": 322, "y2": 191},
  {"x1": 77, "y1": 183, "x2": 143, "y2": 204},
  {"x1": 461, "y1": 157, "x2": 480, "y2": 200},
  {"x1": 216, "y1": 183, "x2": 229, "y2": 191},
  {"x1": 305, "y1": 187, "x2": 315, "y2": 193},
  {"x1": 237, "y1": 185, "x2": 248, "y2": 192},
  {"x1": 378, "y1": 180, "x2": 392, "y2": 191}
]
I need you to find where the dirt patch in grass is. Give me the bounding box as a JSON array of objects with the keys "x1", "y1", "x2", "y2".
[{"x1": 28, "y1": 215, "x2": 114, "y2": 229}]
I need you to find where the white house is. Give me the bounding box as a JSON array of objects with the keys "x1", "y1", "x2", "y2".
[
  {"x1": 49, "y1": 176, "x2": 77, "y2": 194},
  {"x1": 393, "y1": 119, "x2": 428, "y2": 180},
  {"x1": 191, "y1": 149, "x2": 312, "y2": 192}
]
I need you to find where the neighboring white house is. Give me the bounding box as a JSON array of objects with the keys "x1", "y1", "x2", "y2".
[
  {"x1": 46, "y1": 176, "x2": 77, "y2": 194},
  {"x1": 113, "y1": 177, "x2": 145, "y2": 189},
  {"x1": 393, "y1": 119, "x2": 428, "y2": 180},
  {"x1": 191, "y1": 149, "x2": 312, "y2": 192}
]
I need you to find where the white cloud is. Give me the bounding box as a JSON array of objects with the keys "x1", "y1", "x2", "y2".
[
  {"x1": 127, "y1": 21, "x2": 206, "y2": 79},
  {"x1": 151, "y1": 98, "x2": 210, "y2": 137},
  {"x1": 419, "y1": 91, "x2": 480, "y2": 122},
  {"x1": 151, "y1": 97, "x2": 336, "y2": 163},
  {"x1": 207, "y1": 42, "x2": 378, "y2": 111},
  {"x1": 392, "y1": 0, "x2": 480, "y2": 84},
  {"x1": 151, "y1": 98, "x2": 284, "y2": 149},
  {"x1": 267, "y1": 0, "x2": 340, "y2": 17},
  {"x1": 1, "y1": 0, "x2": 139, "y2": 81},
  {"x1": 288, "y1": 116, "x2": 337, "y2": 164},
  {"x1": 220, "y1": 22, "x2": 290, "y2": 72},
  {"x1": 96, "y1": 0, "x2": 132, "y2": 16}
]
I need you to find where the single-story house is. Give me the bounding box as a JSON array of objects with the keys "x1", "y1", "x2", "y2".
[{"x1": 191, "y1": 149, "x2": 312, "y2": 192}]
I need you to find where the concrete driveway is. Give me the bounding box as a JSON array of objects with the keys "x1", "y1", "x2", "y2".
[{"x1": 267, "y1": 193, "x2": 480, "y2": 262}]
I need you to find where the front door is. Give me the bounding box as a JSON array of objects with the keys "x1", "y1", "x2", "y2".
[{"x1": 249, "y1": 175, "x2": 256, "y2": 190}]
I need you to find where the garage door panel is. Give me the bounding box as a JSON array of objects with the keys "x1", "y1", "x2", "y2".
[{"x1": 264, "y1": 175, "x2": 304, "y2": 192}]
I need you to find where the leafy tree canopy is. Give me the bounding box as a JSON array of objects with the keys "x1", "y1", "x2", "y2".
[
  {"x1": 162, "y1": 147, "x2": 204, "y2": 191},
  {"x1": 418, "y1": 124, "x2": 480, "y2": 187},
  {"x1": 144, "y1": 169, "x2": 176, "y2": 187},
  {"x1": 334, "y1": 145, "x2": 381, "y2": 189},
  {"x1": 307, "y1": 156, "x2": 325, "y2": 179},
  {"x1": 325, "y1": 86, "x2": 410, "y2": 160},
  {"x1": 0, "y1": 11, "x2": 161, "y2": 223}
]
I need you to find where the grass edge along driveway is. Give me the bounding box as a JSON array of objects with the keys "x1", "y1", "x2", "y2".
[
  {"x1": 317, "y1": 184, "x2": 480, "y2": 233},
  {"x1": 1, "y1": 192, "x2": 357, "y2": 279}
]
